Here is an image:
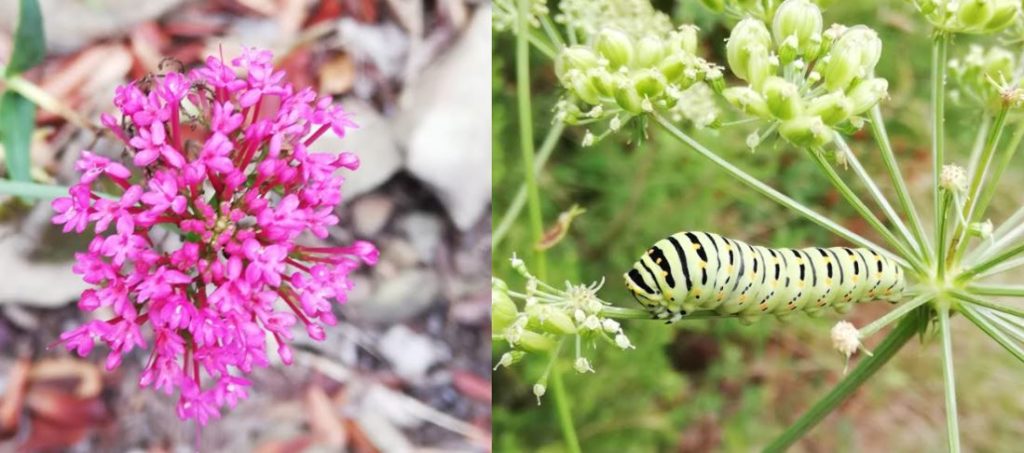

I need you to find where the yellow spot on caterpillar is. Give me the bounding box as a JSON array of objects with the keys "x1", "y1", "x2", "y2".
[
  {"x1": 692, "y1": 288, "x2": 702, "y2": 297},
  {"x1": 797, "y1": 281, "x2": 805, "y2": 288},
  {"x1": 656, "y1": 257, "x2": 663, "y2": 264},
  {"x1": 823, "y1": 257, "x2": 832, "y2": 264},
  {"x1": 716, "y1": 293, "x2": 724, "y2": 301},
  {"x1": 725, "y1": 265, "x2": 733, "y2": 273},
  {"x1": 739, "y1": 294, "x2": 747, "y2": 302},
  {"x1": 693, "y1": 244, "x2": 701, "y2": 250},
  {"x1": 825, "y1": 279, "x2": 832, "y2": 286},
  {"x1": 875, "y1": 273, "x2": 882, "y2": 279},
  {"x1": 852, "y1": 276, "x2": 860, "y2": 283},
  {"x1": 699, "y1": 261, "x2": 708, "y2": 269}
]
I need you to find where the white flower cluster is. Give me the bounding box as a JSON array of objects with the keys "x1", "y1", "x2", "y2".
[
  {"x1": 492, "y1": 255, "x2": 636, "y2": 403},
  {"x1": 948, "y1": 45, "x2": 1019, "y2": 110}
]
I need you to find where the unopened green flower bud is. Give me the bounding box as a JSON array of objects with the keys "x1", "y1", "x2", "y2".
[
  {"x1": 588, "y1": 69, "x2": 616, "y2": 97},
  {"x1": 984, "y1": 0, "x2": 1020, "y2": 32},
  {"x1": 574, "y1": 357, "x2": 595, "y2": 373},
  {"x1": 727, "y1": 18, "x2": 773, "y2": 81},
  {"x1": 763, "y1": 76, "x2": 803, "y2": 120},
  {"x1": 492, "y1": 288, "x2": 519, "y2": 332},
  {"x1": 556, "y1": 47, "x2": 600, "y2": 80},
  {"x1": 778, "y1": 35, "x2": 800, "y2": 64},
  {"x1": 723, "y1": 86, "x2": 771, "y2": 117},
  {"x1": 533, "y1": 383, "x2": 546, "y2": 403},
  {"x1": 674, "y1": 25, "x2": 700, "y2": 55},
  {"x1": 517, "y1": 330, "x2": 556, "y2": 353},
  {"x1": 526, "y1": 304, "x2": 577, "y2": 335},
  {"x1": 635, "y1": 35, "x2": 666, "y2": 68},
  {"x1": 700, "y1": 0, "x2": 726, "y2": 13},
  {"x1": 807, "y1": 91, "x2": 854, "y2": 124},
  {"x1": 493, "y1": 351, "x2": 526, "y2": 370},
  {"x1": 958, "y1": 0, "x2": 995, "y2": 29},
  {"x1": 614, "y1": 81, "x2": 646, "y2": 114},
  {"x1": 847, "y1": 78, "x2": 888, "y2": 114},
  {"x1": 634, "y1": 69, "x2": 666, "y2": 98},
  {"x1": 746, "y1": 47, "x2": 777, "y2": 91},
  {"x1": 779, "y1": 115, "x2": 833, "y2": 147},
  {"x1": 596, "y1": 28, "x2": 634, "y2": 69},
  {"x1": 569, "y1": 73, "x2": 602, "y2": 105},
  {"x1": 615, "y1": 333, "x2": 635, "y2": 350},
  {"x1": 822, "y1": 26, "x2": 882, "y2": 90},
  {"x1": 659, "y1": 54, "x2": 692, "y2": 83},
  {"x1": 772, "y1": 0, "x2": 823, "y2": 57}
]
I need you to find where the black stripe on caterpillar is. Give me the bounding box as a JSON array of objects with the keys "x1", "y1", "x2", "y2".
[{"x1": 624, "y1": 231, "x2": 906, "y2": 323}]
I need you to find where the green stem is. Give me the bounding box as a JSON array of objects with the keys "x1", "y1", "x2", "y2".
[
  {"x1": 956, "y1": 241, "x2": 1024, "y2": 283},
  {"x1": 834, "y1": 134, "x2": 921, "y2": 261},
  {"x1": 516, "y1": 1, "x2": 576, "y2": 451},
  {"x1": 975, "y1": 254, "x2": 1024, "y2": 280},
  {"x1": 653, "y1": 114, "x2": 909, "y2": 270},
  {"x1": 937, "y1": 191, "x2": 952, "y2": 280},
  {"x1": 0, "y1": 179, "x2": 71, "y2": 200},
  {"x1": 960, "y1": 304, "x2": 1024, "y2": 363},
  {"x1": 807, "y1": 148, "x2": 926, "y2": 275},
  {"x1": 493, "y1": 122, "x2": 566, "y2": 249},
  {"x1": 932, "y1": 34, "x2": 949, "y2": 259},
  {"x1": 858, "y1": 293, "x2": 932, "y2": 339},
  {"x1": 938, "y1": 305, "x2": 961, "y2": 452},
  {"x1": 951, "y1": 290, "x2": 1024, "y2": 319},
  {"x1": 868, "y1": 106, "x2": 932, "y2": 264},
  {"x1": 971, "y1": 119, "x2": 1024, "y2": 234},
  {"x1": 949, "y1": 105, "x2": 1011, "y2": 265},
  {"x1": 549, "y1": 354, "x2": 581, "y2": 453},
  {"x1": 763, "y1": 310, "x2": 924, "y2": 452},
  {"x1": 965, "y1": 208, "x2": 1024, "y2": 264},
  {"x1": 516, "y1": 0, "x2": 547, "y2": 280},
  {"x1": 966, "y1": 115, "x2": 992, "y2": 177},
  {"x1": 966, "y1": 283, "x2": 1024, "y2": 298},
  {"x1": 2, "y1": 73, "x2": 95, "y2": 131}
]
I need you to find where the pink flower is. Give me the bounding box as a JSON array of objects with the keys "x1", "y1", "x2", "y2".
[{"x1": 51, "y1": 48, "x2": 376, "y2": 425}]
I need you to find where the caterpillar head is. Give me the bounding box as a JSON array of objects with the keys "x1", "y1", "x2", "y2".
[{"x1": 624, "y1": 266, "x2": 662, "y2": 310}]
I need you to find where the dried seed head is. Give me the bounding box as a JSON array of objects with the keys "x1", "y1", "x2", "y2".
[{"x1": 940, "y1": 164, "x2": 968, "y2": 194}]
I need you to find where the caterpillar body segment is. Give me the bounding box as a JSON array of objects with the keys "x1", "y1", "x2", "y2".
[{"x1": 624, "y1": 232, "x2": 905, "y2": 323}]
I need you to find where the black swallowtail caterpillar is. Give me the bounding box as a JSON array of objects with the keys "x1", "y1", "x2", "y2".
[{"x1": 624, "y1": 231, "x2": 906, "y2": 323}]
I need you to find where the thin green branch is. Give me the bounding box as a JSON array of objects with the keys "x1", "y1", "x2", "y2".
[
  {"x1": 858, "y1": 293, "x2": 932, "y2": 339},
  {"x1": 949, "y1": 105, "x2": 1011, "y2": 265},
  {"x1": 960, "y1": 303, "x2": 1024, "y2": 363},
  {"x1": 493, "y1": 122, "x2": 566, "y2": 249},
  {"x1": 807, "y1": 148, "x2": 926, "y2": 275},
  {"x1": 653, "y1": 114, "x2": 911, "y2": 270},
  {"x1": 868, "y1": 106, "x2": 932, "y2": 264},
  {"x1": 951, "y1": 290, "x2": 1024, "y2": 319},
  {"x1": 975, "y1": 254, "x2": 1024, "y2": 280},
  {"x1": 932, "y1": 34, "x2": 949, "y2": 258},
  {"x1": 834, "y1": 134, "x2": 923, "y2": 262},
  {"x1": 957, "y1": 241, "x2": 1024, "y2": 283},
  {"x1": 966, "y1": 115, "x2": 992, "y2": 177},
  {"x1": 967, "y1": 283, "x2": 1024, "y2": 298},
  {"x1": 938, "y1": 305, "x2": 961, "y2": 452},
  {"x1": 971, "y1": 119, "x2": 1024, "y2": 235},
  {"x1": 516, "y1": 1, "x2": 577, "y2": 451},
  {"x1": 937, "y1": 191, "x2": 952, "y2": 280},
  {"x1": 764, "y1": 310, "x2": 925, "y2": 452}
]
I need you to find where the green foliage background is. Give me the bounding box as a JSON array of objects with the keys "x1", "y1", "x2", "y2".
[{"x1": 493, "y1": 1, "x2": 1024, "y2": 451}]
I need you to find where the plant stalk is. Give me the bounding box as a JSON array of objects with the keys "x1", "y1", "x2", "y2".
[
  {"x1": 867, "y1": 106, "x2": 932, "y2": 264},
  {"x1": 932, "y1": 34, "x2": 949, "y2": 259},
  {"x1": 493, "y1": 122, "x2": 566, "y2": 249},
  {"x1": 763, "y1": 310, "x2": 924, "y2": 452},
  {"x1": 938, "y1": 305, "x2": 962, "y2": 452}
]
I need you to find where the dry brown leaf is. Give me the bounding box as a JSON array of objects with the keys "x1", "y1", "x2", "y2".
[
  {"x1": 0, "y1": 358, "x2": 30, "y2": 437},
  {"x1": 23, "y1": 387, "x2": 107, "y2": 428},
  {"x1": 130, "y1": 21, "x2": 168, "y2": 73},
  {"x1": 452, "y1": 369, "x2": 491, "y2": 403},
  {"x1": 28, "y1": 358, "x2": 103, "y2": 398},
  {"x1": 342, "y1": 418, "x2": 380, "y2": 453},
  {"x1": 305, "y1": 385, "x2": 347, "y2": 447},
  {"x1": 319, "y1": 53, "x2": 355, "y2": 94}
]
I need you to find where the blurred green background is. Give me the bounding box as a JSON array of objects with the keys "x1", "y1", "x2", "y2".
[{"x1": 492, "y1": 1, "x2": 1024, "y2": 451}]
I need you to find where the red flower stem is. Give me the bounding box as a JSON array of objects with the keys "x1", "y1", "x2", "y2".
[
  {"x1": 303, "y1": 125, "x2": 329, "y2": 147},
  {"x1": 285, "y1": 257, "x2": 310, "y2": 272},
  {"x1": 170, "y1": 103, "x2": 182, "y2": 151},
  {"x1": 278, "y1": 287, "x2": 313, "y2": 326},
  {"x1": 107, "y1": 176, "x2": 131, "y2": 190}
]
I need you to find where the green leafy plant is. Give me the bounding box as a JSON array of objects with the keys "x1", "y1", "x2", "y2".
[
  {"x1": 0, "y1": 0, "x2": 90, "y2": 200},
  {"x1": 493, "y1": 0, "x2": 1024, "y2": 450}
]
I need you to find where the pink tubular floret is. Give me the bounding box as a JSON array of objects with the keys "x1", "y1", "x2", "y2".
[{"x1": 50, "y1": 47, "x2": 376, "y2": 425}]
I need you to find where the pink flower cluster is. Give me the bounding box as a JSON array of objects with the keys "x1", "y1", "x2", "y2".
[{"x1": 51, "y1": 48, "x2": 378, "y2": 425}]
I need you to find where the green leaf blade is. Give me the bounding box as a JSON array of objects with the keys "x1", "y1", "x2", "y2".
[
  {"x1": 5, "y1": 0, "x2": 45, "y2": 77},
  {"x1": 0, "y1": 91, "x2": 37, "y2": 183}
]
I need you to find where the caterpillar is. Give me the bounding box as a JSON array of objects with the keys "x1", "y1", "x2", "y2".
[{"x1": 624, "y1": 231, "x2": 905, "y2": 323}]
